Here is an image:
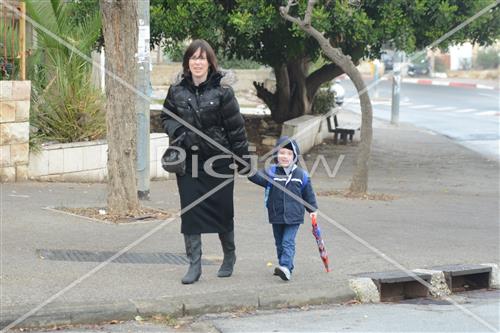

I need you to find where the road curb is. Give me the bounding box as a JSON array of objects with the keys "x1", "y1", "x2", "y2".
[
  {"x1": 0, "y1": 285, "x2": 355, "y2": 330},
  {"x1": 399, "y1": 78, "x2": 496, "y2": 90},
  {"x1": 354, "y1": 75, "x2": 497, "y2": 90},
  {"x1": 0, "y1": 301, "x2": 137, "y2": 331},
  {"x1": 348, "y1": 263, "x2": 499, "y2": 304}
]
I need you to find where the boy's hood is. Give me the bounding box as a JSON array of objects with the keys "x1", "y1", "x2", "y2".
[{"x1": 274, "y1": 136, "x2": 300, "y2": 164}]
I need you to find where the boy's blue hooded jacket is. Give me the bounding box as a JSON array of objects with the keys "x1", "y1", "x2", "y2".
[{"x1": 248, "y1": 137, "x2": 318, "y2": 224}]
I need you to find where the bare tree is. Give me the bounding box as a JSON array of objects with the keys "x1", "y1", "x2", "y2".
[
  {"x1": 280, "y1": 0, "x2": 373, "y2": 194},
  {"x1": 99, "y1": 0, "x2": 140, "y2": 214}
]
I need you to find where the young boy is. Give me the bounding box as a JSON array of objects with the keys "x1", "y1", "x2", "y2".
[{"x1": 248, "y1": 136, "x2": 318, "y2": 281}]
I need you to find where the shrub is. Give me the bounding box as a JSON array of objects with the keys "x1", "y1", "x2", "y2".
[
  {"x1": 27, "y1": 0, "x2": 105, "y2": 144},
  {"x1": 475, "y1": 48, "x2": 499, "y2": 70},
  {"x1": 218, "y1": 56, "x2": 261, "y2": 69},
  {"x1": 312, "y1": 88, "x2": 335, "y2": 115},
  {"x1": 0, "y1": 19, "x2": 20, "y2": 80}
]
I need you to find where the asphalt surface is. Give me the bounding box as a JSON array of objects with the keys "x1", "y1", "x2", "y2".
[
  {"x1": 208, "y1": 289, "x2": 500, "y2": 333},
  {"x1": 341, "y1": 79, "x2": 499, "y2": 161}
]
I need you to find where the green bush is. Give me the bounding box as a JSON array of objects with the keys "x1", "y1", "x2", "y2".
[
  {"x1": 165, "y1": 44, "x2": 185, "y2": 62},
  {"x1": 218, "y1": 56, "x2": 261, "y2": 69},
  {"x1": 475, "y1": 48, "x2": 499, "y2": 70},
  {"x1": 27, "y1": 0, "x2": 105, "y2": 144},
  {"x1": 31, "y1": 58, "x2": 105, "y2": 143},
  {"x1": 0, "y1": 19, "x2": 20, "y2": 80},
  {"x1": 312, "y1": 88, "x2": 335, "y2": 115}
]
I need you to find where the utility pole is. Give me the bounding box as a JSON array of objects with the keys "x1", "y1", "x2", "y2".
[
  {"x1": 136, "y1": 0, "x2": 151, "y2": 200},
  {"x1": 373, "y1": 60, "x2": 379, "y2": 99},
  {"x1": 391, "y1": 52, "x2": 401, "y2": 125}
]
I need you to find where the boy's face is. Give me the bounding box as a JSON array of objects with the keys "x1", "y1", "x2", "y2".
[{"x1": 277, "y1": 148, "x2": 294, "y2": 167}]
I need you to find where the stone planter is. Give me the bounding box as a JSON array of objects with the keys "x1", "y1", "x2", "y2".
[
  {"x1": 0, "y1": 80, "x2": 31, "y2": 182},
  {"x1": 28, "y1": 133, "x2": 170, "y2": 182}
]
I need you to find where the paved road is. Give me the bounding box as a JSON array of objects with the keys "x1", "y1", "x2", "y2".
[
  {"x1": 23, "y1": 290, "x2": 500, "y2": 332},
  {"x1": 341, "y1": 79, "x2": 499, "y2": 161},
  {"x1": 208, "y1": 290, "x2": 500, "y2": 333}
]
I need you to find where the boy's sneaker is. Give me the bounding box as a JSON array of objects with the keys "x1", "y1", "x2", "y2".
[{"x1": 275, "y1": 266, "x2": 291, "y2": 281}]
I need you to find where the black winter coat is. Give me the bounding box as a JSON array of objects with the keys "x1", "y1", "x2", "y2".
[{"x1": 161, "y1": 71, "x2": 249, "y2": 161}]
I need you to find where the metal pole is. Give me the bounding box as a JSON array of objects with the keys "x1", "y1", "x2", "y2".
[
  {"x1": 136, "y1": 0, "x2": 151, "y2": 200},
  {"x1": 391, "y1": 59, "x2": 401, "y2": 125}
]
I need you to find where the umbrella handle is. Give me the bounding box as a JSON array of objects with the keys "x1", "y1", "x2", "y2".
[{"x1": 311, "y1": 214, "x2": 317, "y2": 226}]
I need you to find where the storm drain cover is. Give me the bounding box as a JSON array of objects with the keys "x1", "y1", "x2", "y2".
[{"x1": 37, "y1": 249, "x2": 216, "y2": 265}]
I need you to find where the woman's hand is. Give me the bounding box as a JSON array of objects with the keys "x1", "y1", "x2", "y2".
[{"x1": 309, "y1": 211, "x2": 317, "y2": 219}]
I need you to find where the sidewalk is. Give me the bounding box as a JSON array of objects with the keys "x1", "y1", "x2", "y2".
[{"x1": 1, "y1": 112, "x2": 499, "y2": 329}]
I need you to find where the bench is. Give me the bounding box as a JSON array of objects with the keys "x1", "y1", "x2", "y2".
[{"x1": 326, "y1": 114, "x2": 357, "y2": 144}]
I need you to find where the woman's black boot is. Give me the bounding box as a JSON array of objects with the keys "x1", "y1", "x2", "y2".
[
  {"x1": 217, "y1": 231, "x2": 236, "y2": 277},
  {"x1": 182, "y1": 234, "x2": 202, "y2": 284}
]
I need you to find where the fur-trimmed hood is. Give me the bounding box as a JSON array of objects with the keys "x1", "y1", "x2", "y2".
[{"x1": 170, "y1": 69, "x2": 237, "y2": 87}]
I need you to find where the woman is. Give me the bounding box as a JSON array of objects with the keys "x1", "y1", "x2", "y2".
[{"x1": 161, "y1": 39, "x2": 249, "y2": 284}]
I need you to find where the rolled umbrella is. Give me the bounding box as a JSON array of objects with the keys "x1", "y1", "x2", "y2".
[{"x1": 311, "y1": 214, "x2": 331, "y2": 272}]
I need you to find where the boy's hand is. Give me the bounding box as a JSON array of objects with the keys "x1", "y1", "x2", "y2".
[{"x1": 309, "y1": 211, "x2": 317, "y2": 219}]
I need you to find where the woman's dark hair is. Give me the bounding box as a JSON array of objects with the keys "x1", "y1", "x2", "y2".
[{"x1": 182, "y1": 39, "x2": 218, "y2": 76}]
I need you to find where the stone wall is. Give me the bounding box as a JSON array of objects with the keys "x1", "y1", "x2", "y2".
[{"x1": 0, "y1": 81, "x2": 31, "y2": 182}]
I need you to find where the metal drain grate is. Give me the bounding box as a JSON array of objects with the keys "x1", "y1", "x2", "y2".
[{"x1": 37, "y1": 249, "x2": 216, "y2": 265}]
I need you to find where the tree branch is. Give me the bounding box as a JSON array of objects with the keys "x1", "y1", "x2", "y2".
[
  {"x1": 303, "y1": 0, "x2": 317, "y2": 26},
  {"x1": 306, "y1": 63, "x2": 344, "y2": 99},
  {"x1": 253, "y1": 81, "x2": 276, "y2": 110},
  {"x1": 280, "y1": 0, "x2": 303, "y2": 27}
]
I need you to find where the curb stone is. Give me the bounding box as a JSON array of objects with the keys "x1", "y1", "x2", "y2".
[
  {"x1": 0, "y1": 285, "x2": 355, "y2": 330},
  {"x1": 0, "y1": 301, "x2": 136, "y2": 331},
  {"x1": 257, "y1": 284, "x2": 355, "y2": 310},
  {"x1": 413, "y1": 269, "x2": 451, "y2": 297},
  {"x1": 348, "y1": 278, "x2": 380, "y2": 303}
]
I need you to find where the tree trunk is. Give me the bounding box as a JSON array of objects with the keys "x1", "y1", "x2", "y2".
[
  {"x1": 287, "y1": 58, "x2": 309, "y2": 117},
  {"x1": 280, "y1": 1, "x2": 373, "y2": 195},
  {"x1": 347, "y1": 71, "x2": 372, "y2": 194},
  {"x1": 100, "y1": 0, "x2": 140, "y2": 215},
  {"x1": 315, "y1": 44, "x2": 372, "y2": 194},
  {"x1": 254, "y1": 57, "x2": 341, "y2": 123}
]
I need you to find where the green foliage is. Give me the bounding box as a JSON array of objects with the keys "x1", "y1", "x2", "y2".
[
  {"x1": 164, "y1": 43, "x2": 185, "y2": 62},
  {"x1": 151, "y1": 0, "x2": 500, "y2": 67},
  {"x1": 66, "y1": 0, "x2": 103, "y2": 49},
  {"x1": 219, "y1": 56, "x2": 261, "y2": 69},
  {"x1": 151, "y1": 0, "x2": 499, "y2": 122},
  {"x1": 312, "y1": 88, "x2": 335, "y2": 115},
  {"x1": 26, "y1": 0, "x2": 105, "y2": 144},
  {"x1": 0, "y1": 18, "x2": 20, "y2": 80},
  {"x1": 475, "y1": 47, "x2": 499, "y2": 69}
]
